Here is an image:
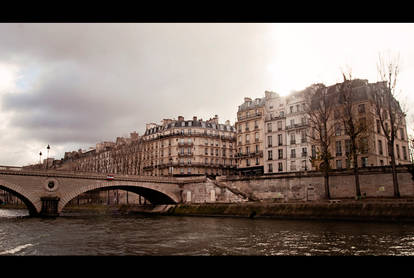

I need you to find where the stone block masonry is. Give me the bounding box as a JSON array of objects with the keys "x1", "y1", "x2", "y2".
[{"x1": 218, "y1": 165, "x2": 414, "y2": 201}]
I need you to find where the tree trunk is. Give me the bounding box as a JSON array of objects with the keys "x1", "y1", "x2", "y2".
[
  {"x1": 353, "y1": 152, "x2": 361, "y2": 198},
  {"x1": 324, "y1": 168, "x2": 330, "y2": 199},
  {"x1": 389, "y1": 141, "x2": 400, "y2": 197}
]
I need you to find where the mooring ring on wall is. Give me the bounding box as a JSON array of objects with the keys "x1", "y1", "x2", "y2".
[{"x1": 44, "y1": 178, "x2": 59, "y2": 192}]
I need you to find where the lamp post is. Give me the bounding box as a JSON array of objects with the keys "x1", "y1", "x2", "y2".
[{"x1": 46, "y1": 144, "x2": 50, "y2": 170}]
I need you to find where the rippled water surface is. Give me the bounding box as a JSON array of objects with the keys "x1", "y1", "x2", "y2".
[{"x1": 1, "y1": 208, "x2": 414, "y2": 255}]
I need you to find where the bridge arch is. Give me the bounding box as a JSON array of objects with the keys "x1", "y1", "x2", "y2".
[
  {"x1": 59, "y1": 180, "x2": 180, "y2": 213},
  {"x1": 0, "y1": 179, "x2": 40, "y2": 216}
]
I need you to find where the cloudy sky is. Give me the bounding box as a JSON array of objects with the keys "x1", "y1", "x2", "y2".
[{"x1": 1, "y1": 23, "x2": 414, "y2": 166}]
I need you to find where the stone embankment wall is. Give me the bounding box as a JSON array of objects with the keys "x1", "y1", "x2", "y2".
[
  {"x1": 176, "y1": 166, "x2": 414, "y2": 204},
  {"x1": 216, "y1": 166, "x2": 414, "y2": 202},
  {"x1": 166, "y1": 201, "x2": 414, "y2": 222},
  {"x1": 180, "y1": 178, "x2": 247, "y2": 204}
]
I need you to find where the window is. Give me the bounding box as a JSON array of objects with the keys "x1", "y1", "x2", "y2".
[
  {"x1": 246, "y1": 134, "x2": 250, "y2": 144},
  {"x1": 403, "y1": 146, "x2": 408, "y2": 160},
  {"x1": 336, "y1": 159, "x2": 342, "y2": 169},
  {"x1": 378, "y1": 140, "x2": 383, "y2": 155},
  {"x1": 311, "y1": 145, "x2": 316, "y2": 158},
  {"x1": 361, "y1": 157, "x2": 368, "y2": 167},
  {"x1": 278, "y1": 121, "x2": 282, "y2": 130},
  {"x1": 238, "y1": 136, "x2": 242, "y2": 145},
  {"x1": 278, "y1": 149, "x2": 283, "y2": 159},
  {"x1": 278, "y1": 134, "x2": 283, "y2": 146},
  {"x1": 268, "y1": 136, "x2": 273, "y2": 147},
  {"x1": 301, "y1": 130, "x2": 307, "y2": 143},
  {"x1": 335, "y1": 124, "x2": 341, "y2": 136},
  {"x1": 255, "y1": 145, "x2": 259, "y2": 153},
  {"x1": 268, "y1": 150, "x2": 273, "y2": 160},
  {"x1": 400, "y1": 128, "x2": 405, "y2": 140},
  {"x1": 267, "y1": 123, "x2": 272, "y2": 132},
  {"x1": 345, "y1": 139, "x2": 350, "y2": 155},
  {"x1": 246, "y1": 159, "x2": 250, "y2": 167},
  {"x1": 291, "y1": 149, "x2": 296, "y2": 158},
  {"x1": 254, "y1": 121, "x2": 259, "y2": 129},
  {"x1": 396, "y1": 144, "x2": 400, "y2": 159},
  {"x1": 278, "y1": 162, "x2": 283, "y2": 172},
  {"x1": 290, "y1": 119, "x2": 295, "y2": 126},
  {"x1": 246, "y1": 146, "x2": 250, "y2": 155},
  {"x1": 245, "y1": 122, "x2": 249, "y2": 131},
  {"x1": 268, "y1": 163, "x2": 273, "y2": 173},
  {"x1": 358, "y1": 103, "x2": 365, "y2": 114},
  {"x1": 290, "y1": 133, "x2": 295, "y2": 145},
  {"x1": 290, "y1": 106, "x2": 293, "y2": 113},
  {"x1": 361, "y1": 138, "x2": 368, "y2": 154},
  {"x1": 255, "y1": 132, "x2": 259, "y2": 142},
  {"x1": 256, "y1": 157, "x2": 259, "y2": 165},
  {"x1": 336, "y1": 141, "x2": 342, "y2": 156},
  {"x1": 302, "y1": 147, "x2": 307, "y2": 157},
  {"x1": 290, "y1": 162, "x2": 296, "y2": 171}
]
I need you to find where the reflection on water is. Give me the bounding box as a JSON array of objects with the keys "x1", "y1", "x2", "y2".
[{"x1": 1, "y1": 208, "x2": 414, "y2": 255}]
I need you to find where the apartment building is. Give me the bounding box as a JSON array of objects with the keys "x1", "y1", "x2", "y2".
[
  {"x1": 235, "y1": 97, "x2": 266, "y2": 175},
  {"x1": 285, "y1": 89, "x2": 313, "y2": 172},
  {"x1": 324, "y1": 79, "x2": 410, "y2": 170},
  {"x1": 140, "y1": 115, "x2": 237, "y2": 176},
  {"x1": 263, "y1": 91, "x2": 287, "y2": 174}
]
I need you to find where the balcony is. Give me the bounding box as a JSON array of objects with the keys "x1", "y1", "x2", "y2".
[
  {"x1": 178, "y1": 152, "x2": 194, "y2": 157},
  {"x1": 236, "y1": 151, "x2": 263, "y2": 158},
  {"x1": 264, "y1": 114, "x2": 286, "y2": 122},
  {"x1": 178, "y1": 141, "x2": 194, "y2": 146},
  {"x1": 237, "y1": 112, "x2": 262, "y2": 121},
  {"x1": 285, "y1": 123, "x2": 308, "y2": 130}
]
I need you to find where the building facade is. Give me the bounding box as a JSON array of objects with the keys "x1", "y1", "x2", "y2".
[
  {"x1": 323, "y1": 79, "x2": 411, "y2": 170},
  {"x1": 140, "y1": 115, "x2": 237, "y2": 177},
  {"x1": 235, "y1": 97, "x2": 266, "y2": 175}
]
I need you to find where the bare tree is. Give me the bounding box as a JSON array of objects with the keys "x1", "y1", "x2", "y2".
[
  {"x1": 305, "y1": 84, "x2": 335, "y2": 199},
  {"x1": 338, "y1": 71, "x2": 373, "y2": 199},
  {"x1": 373, "y1": 52, "x2": 406, "y2": 198}
]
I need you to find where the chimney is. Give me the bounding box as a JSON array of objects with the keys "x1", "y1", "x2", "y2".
[
  {"x1": 193, "y1": 116, "x2": 197, "y2": 121},
  {"x1": 244, "y1": 97, "x2": 252, "y2": 103},
  {"x1": 178, "y1": 116, "x2": 184, "y2": 121},
  {"x1": 225, "y1": 120, "x2": 230, "y2": 125}
]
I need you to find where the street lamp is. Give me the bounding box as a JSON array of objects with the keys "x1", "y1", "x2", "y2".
[
  {"x1": 39, "y1": 151, "x2": 42, "y2": 166},
  {"x1": 46, "y1": 144, "x2": 50, "y2": 170}
]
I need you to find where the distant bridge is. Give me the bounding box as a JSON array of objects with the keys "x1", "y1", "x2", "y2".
[{"x1": 0, "y1": 166, "x2": 206, "y2": 217}]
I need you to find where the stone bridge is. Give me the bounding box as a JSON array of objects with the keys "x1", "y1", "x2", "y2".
[{"x1": 0, "y1": 166, "x2": 206, "y2": 217}]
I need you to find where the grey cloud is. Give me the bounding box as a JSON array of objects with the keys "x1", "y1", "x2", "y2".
[{"x1": 0, "y1": 23, "x2": 275, "y2": 162}]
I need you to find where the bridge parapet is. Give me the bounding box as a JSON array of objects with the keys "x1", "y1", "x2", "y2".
[
  {"x1": 0, "y1": 168, "x2": 207, "y2": 184},
  {"x1": 0, "y1": 165, "x2": 22, "y2": 171}
]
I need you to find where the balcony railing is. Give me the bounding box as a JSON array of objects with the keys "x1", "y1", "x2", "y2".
[
  {"x1": 235, "y1": 151, "x2": 263, "y2": 158},
  {"x1": 237, "y1": 112, "x2": 262, "y2": 121},
  {"x1": 178, "y1": 152, "x2": 194, "y2": 157},
  {"x1": 178, "y1": 142, "x2": 194, "y2": 146},
  {"x1": 285, "y1": 123, "x2": 308, "y2": 130}
]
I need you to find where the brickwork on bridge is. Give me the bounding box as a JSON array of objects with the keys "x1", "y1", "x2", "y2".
[{"x1": 0, "y1": 169, "x2": 200, "y2": 216}]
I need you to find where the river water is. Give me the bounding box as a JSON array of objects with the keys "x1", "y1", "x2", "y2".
[{"x1": 1, "y1": 208, "x2": 414, "y2": 256}]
